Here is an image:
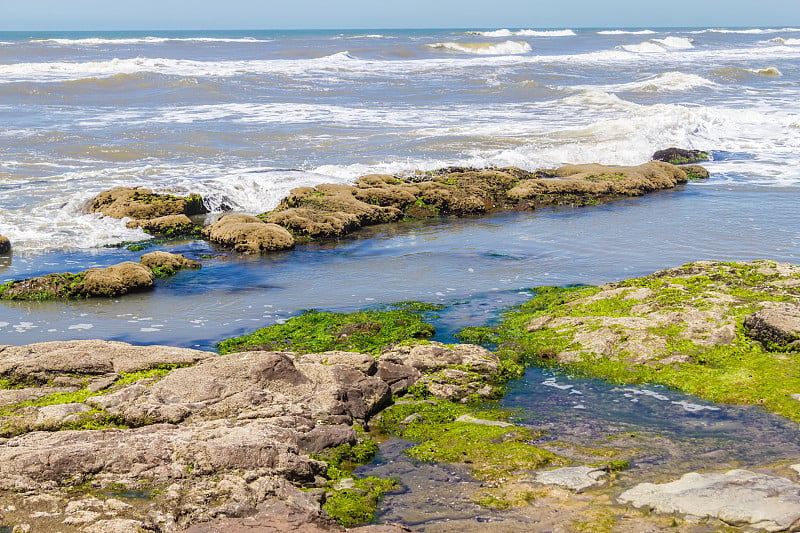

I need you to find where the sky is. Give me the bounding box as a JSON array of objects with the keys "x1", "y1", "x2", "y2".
[{"x1": 2, "y1": 0, "x2": 800, "y2": 31}]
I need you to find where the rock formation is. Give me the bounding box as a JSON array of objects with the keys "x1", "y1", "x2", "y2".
[
  {"x1": 201, "y1": 213, "x2": 295, "y2": 253},
  {"x1": 0, "y1": 235, "x2": 10, "y2": 254}
]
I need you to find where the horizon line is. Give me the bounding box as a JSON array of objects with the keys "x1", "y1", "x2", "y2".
[{"x1": 1, "y1": 24, "x2": 798, "y2": 32}]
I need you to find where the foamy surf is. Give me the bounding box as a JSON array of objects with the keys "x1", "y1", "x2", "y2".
[
  {"x1": 597, "y1": 30, "x2": 656, "y2": 35},
  {"x1": 469, "y1": 29, "x2": 575, "y2": 37},
  {"x1": 427, "y1": 40, "x2": 532, "y2": 55},
  {"x1": 620, "y1": 36, "x2": 695, "y2": 53}
]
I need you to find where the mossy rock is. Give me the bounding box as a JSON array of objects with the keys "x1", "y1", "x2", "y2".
[
  {"x1": 652, "y1": 147, "x2": 711, "y2": 165},
  {"x1": 458, "y1": 260, "x2": 800, "y2": 421},
  {"x1": 87, "y1": 187, "x2": 207, "y2": 220}
]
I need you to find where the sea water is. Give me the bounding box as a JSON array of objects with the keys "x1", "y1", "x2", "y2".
[{"x1": 0, "y1": 27, "x2": 799, "y2": 343}]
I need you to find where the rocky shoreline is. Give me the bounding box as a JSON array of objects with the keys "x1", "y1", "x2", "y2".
[{"x1": 2, "y1": 260, "x2": 800, "y2": 531}]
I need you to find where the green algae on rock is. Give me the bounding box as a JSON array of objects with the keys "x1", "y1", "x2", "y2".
[
  {"x1": 0, "y1": 251, "x2": 200, "y2": 300},
  {"x1": 651, "y1": 147, "x2": 711, "y2": 166},
  {"x1": 459, "y1": 260, "x2": 800, "y2": 422},
  {"x1": 217, "y1": 304, "x2": 441, "y2": 355}
]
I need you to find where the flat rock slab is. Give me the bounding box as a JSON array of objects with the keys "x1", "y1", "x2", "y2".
[
  {"x1": 618, "y1": 469, "x2": 800, "y2": 531},
  {"x1": 534, "y1": 465, "x2": 608, "y2": 492}
]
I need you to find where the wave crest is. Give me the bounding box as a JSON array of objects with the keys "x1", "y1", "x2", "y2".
[
  {"x1": 427, "y1": 40, "x2": 532, "y2": 55},
  {"x1": 620, "y1": 36, "x2": 694, "y2": 53}
]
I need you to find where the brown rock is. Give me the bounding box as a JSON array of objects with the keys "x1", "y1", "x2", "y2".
[
  {"x1": 0, "y1": 235, "x2": 10, "y2": 254},
  {"x1": 180, "y1": 501, "x2": 344, "y2": 533},
  {"x1": 508, "y1": 161, "x2": 692, "y2": 201},
  {"x1": 126, "y1": 214, "x2": 200, "y2": 236},
  {"x1": 87, "y1": 187, "x2": 207, "y2": 219},
  {"x1": 379, "y1": 342, "x2": 499, "y2": 374},
  {"x1": 90, "y1": 350, "x2": 391, "y2": 426},
  {"x1": 0, "y1": 340, "x2": 210, "y2": 384},
  {"x1": 140, "y1": 251, "x2": 201, "y2": 273},
  {"x1": 744, "y1": 304, "x2": 800, "y2": 349},
  {"x1": 201, "y1": 214, "x2": 295, "y2": 253},
  {"x1": 81, "y1": 261, "x2": 155, "y2": 297}
]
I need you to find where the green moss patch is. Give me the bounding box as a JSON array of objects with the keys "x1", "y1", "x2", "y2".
[
  {"x1": 374, "y1": 400, "x2": 563, "y2": 481},
  {"x1": 217, "y1": 303, "x2": 441, "y2": 355}
]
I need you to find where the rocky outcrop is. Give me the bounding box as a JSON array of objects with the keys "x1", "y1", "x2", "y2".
[
  {"x1": 651, "y1": 147, "x2": 711, "y2": 165},
  {"x1": 0, "y1": 252, "x2": 200, "y2": 300},
  {"x1": 0, "y1": 235, "x2": 10, "y2": 254},
  {"x1": 201, "y1": 213, "x2": 295, "y2": 253},
  {"x1": 260, "y1": 163, "x2": 706, "y2": 242},
  {"x1": 507, "y1": 161, "x2": 689, "y2": 200},
  {"x1": 87, "y1": 187, "x2": 207, "y2": 220},
  {"x1": 482, "y1": 259, "x2": 800, "y2": 422},
  {"x1": 0, "y1": 339, "x2": 471, "y2": 531},
  {"x1": 88, "y1": 350, "x2": 392, "y2": 426},
  {"x1": 618, "y1": 469, "x2": 800, "y2": 531}
]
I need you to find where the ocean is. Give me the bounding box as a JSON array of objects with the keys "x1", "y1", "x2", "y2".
[{"x1": 1, "y1": 27, "x2": 799, "y2": 346}]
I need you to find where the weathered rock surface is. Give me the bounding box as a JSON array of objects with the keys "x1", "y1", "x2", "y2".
[
  {"x1": 0, "y1": 340, "x2": 456, "y2": 531},
  {"x1": 201, "y1": 213, "x2": 295, "y2": 253},
  {"x1": 618, "y1": 469, "x2": 800, "y2": 531},
  {"x1": 379, "y1": 343, "x2": 502, "y2": 400},
  {"x1": 744, "y1": 304, "x2": 800, "y2": 350},
  {"x1": 0, "y1": 234, "x2": 10, "y2": 254},
  {"x1": 651, "y1": 147, "x2": 711, "y2": 165},
  {"x1": 533, "y1": 465, "x2": 608, "y2": 492},
  {"x1": 0, "y1": 340, "x2": 210, "y2": 384},
  {"x1": 87, "y1": 187, "x2": 207, "y2": 220},
  {"x1": 89, "y1": 350, "x2": 392, "y2": 426}
]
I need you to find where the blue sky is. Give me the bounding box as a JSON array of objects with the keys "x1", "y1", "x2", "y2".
[{"x1": 3, "y1": 0, "x2": 800, "y2": 30}]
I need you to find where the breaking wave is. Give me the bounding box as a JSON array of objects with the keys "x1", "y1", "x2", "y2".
[
  {"x1": 621, "y1": 36, "x2": 695, "y2": 53},
  {"x1": 426, "y1": 40, "x2": 532, "y2": 55}
]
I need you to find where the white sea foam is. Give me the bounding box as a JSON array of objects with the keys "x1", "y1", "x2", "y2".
[
  {"x1": 621, "y1": 36, "x2": 694, "y2": 53},
  {"x1": 31, "y1": 36, "x2": 272, "y2": 45},
  {"x1": 695, "y1": 27, "x2": 800, "y2": 34},
  {"x1": 471, "y1": 29, "x2": 575, "y2": 37},
  {"x1": 598, "y1": 72, "x2": 717, "y2": 92},
  {"x1": 174, "y1": 169, "x2": 352, "y2": 214},
  {"x1": 770, "y1": 38, "x2": 800, "y2": 45},
  {"x1": 427, "y1": 40, "x2": 532, "y2": 55},
  {"x1": 597, "y1": 30, "x2": 656, "y2": 35}
]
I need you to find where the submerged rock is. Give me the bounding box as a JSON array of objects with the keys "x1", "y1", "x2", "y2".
[
  {"x1": 0, "y1": 234, "x2": 10, "y2": 254},
  {"x1": 652, "y1": 147, "x2": 711, "y2": 165},
  {"x1": 618, "y1": 469, "x2": 800, "y2": 531},
  {"x1": 0, "y1": 252, "x2": 200, "y2": 300},
  {"x1": 533, "y1": 465, "x2": 608, "y2": 492},
  {"x1": 87, "y1": 187, "x2": 207, "y2": 220},
  {"x1": 201, "y1": 213, "x2": 295, "y2": 253}
]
